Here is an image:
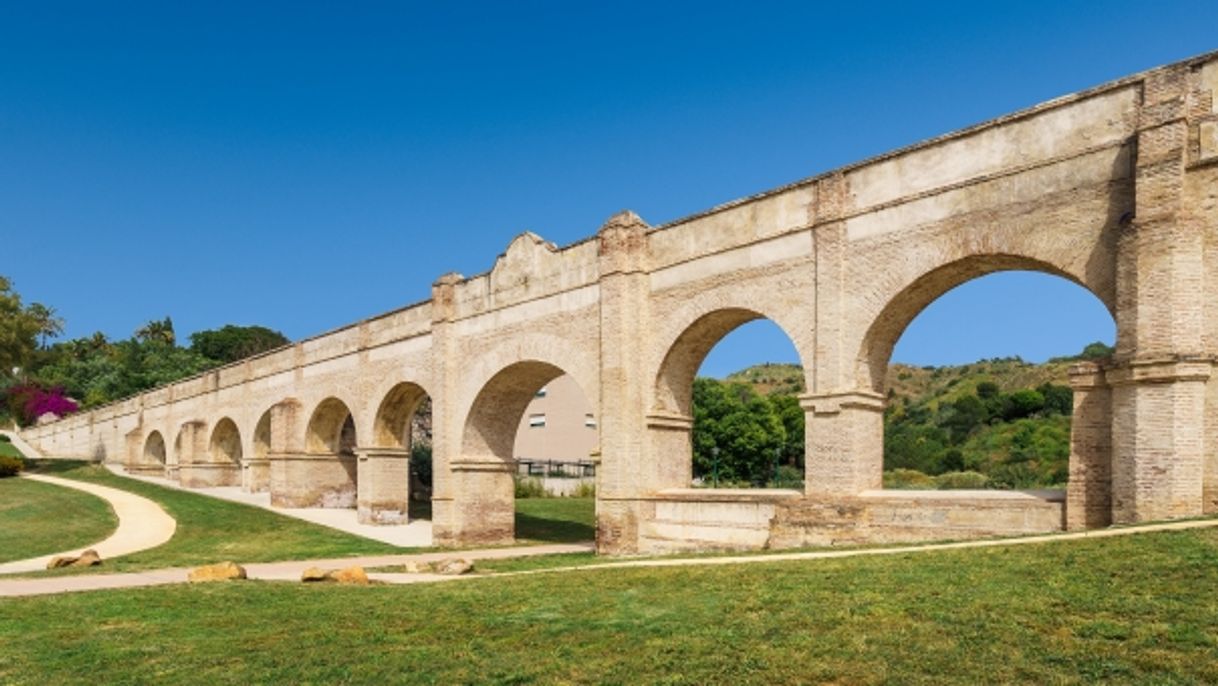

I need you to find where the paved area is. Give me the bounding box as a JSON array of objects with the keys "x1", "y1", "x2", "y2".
[
  {"x1": 0, "y1": 543, "x2": 594, "y2": 597},
  {"x1": 107, "y1": 464, "x2": 433, "y2": 547},
  {"x1": 0, "y1": 473, "x2": 177, "y2": 575}
]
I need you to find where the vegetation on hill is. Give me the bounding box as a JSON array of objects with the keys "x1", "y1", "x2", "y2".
[{"x1": 698, "y1": 342, "x2": 1114, "y2": 489}]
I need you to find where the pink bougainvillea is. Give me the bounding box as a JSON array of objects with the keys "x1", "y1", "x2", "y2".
[{"x1": 4, "y1": 383, "x2": 78, "y2": 426}]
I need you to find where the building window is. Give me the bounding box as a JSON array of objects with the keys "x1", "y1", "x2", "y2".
[
  {"x1": 535, "y1": 387, "x2": 547, "y2": 398},
  {"x1": 584, "y1": 414, "x2": 597, "y2": 428},
  {"x1": 529, "y1": 414, "x2": 546, "y2": 428}
]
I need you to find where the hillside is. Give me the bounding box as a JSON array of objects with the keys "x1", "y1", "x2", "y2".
[{"x1": 719, "y1": 342, "x2": 1114, "y2": 489}]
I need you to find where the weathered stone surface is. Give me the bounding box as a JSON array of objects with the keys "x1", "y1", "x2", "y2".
[
  {"x1": 17, "y1": 51, "x2": 1218, "y2": 555},
  {"x1": 402, "y1": 561, "x2": 431, "y2": 574},
  {"x1": 300, "y1": 566, "x2": 328, "y2": 582},
  {"x1": 434, "y1": 558, "x2": 474, "y2": 575},
  {"x1": 46, "y1": 549, "x2": 102, "y2": 569},
  {"x1": 327, "y1": 566, "x2": 370, "y2": 584},
  {"x1": 188, "y1": 561, "x2": 247, "y2": 582}
]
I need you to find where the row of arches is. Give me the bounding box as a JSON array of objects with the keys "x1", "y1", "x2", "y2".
[{"x1": 131, "y1": 256, "x2": 1120, "y2": 545}]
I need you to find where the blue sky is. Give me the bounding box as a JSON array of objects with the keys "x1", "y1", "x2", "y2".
[{"x1": 1, "y1": 2, "x2": 1209, "y2": 377}]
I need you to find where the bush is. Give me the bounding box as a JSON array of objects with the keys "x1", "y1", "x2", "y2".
[
  {"x1": 769, "y1": 464, "x2": 804, "y2": 489},
  {"x1": 514, "y1": 476, "x2": 548, "y2": 499},
  {"x1": 0, "y1": 455, "x2": 23, "y2": 478},
  {"x1": 0, "y1": 434, "x2": 10, "y2": 443},
  {"x1": 933, "y1": 470, "x2": 991, "y2": 489},
  {"x1": 883, "y1": 468, "x2": 935, "y2": 489},
  {"x1": 572, "y1": 481, "x2": 596, "y2": 498}
]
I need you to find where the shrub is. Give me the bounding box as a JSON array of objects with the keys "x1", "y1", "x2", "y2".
[
  {"x1": 572, "y1": 481, "x2": 596, "y2": 498},
  {"x1": 769, "y1": 464, "x2": 804, "y2": 489},
  {"x1": 933, "y1": 470, "x2": 990, "y2": 489},
  {"x1": 0, "y1": 455, "x2": 23, "y2": 478},
  {"x1": 0, "y1": 434, "x2": 10, "y2": 443},
  {"x1": 514, "y1": 476, "x2": 547, "y2": 499},
  {"x1": 883, "y1": 468, "x2": 935, "y2": 489}
]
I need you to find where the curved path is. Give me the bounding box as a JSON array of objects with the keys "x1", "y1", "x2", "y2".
[
  {"x1": 2, "y1": 518, "x2": 1217, "y2": 597},
  {"x1": 0, "y1": 474, "x2": 177, "y2": 575}
]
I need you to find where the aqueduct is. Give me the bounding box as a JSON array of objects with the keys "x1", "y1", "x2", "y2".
[{"x1": 20, "y1": 52, "x2": 1218, "y2": 554}]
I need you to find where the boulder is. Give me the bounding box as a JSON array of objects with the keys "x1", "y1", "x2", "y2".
[
  {"x1": 45, "y1": 549, "x2": 103, "y2": 569},
  {"x1": 188, "y1": 561, "x2": 247, "y2": 583},
  {"x1": 434, "y1": 558, "x2": 475, "y2": 575},
  {"x1": 327, "y1": 566, "x2": 369, "y2": 585},
  {"x1": 300, "y1": 567, "x2": 329, "y2": 582},
  {"x1": 73, "y1": 549, "x2": 102, "y2": 567}
]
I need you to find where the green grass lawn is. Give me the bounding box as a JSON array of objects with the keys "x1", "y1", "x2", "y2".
[
  {"x1": 0, "y1": 440, "x2": 23, "y2": 458},
  {"x1": 515, "y1": 496, "x2": 594, "y2": 543},
  {"x1": 0, "y1": 477, "x2": 118, "y2": 563},
  {"x1": 18, "y1": 460, "x2": 404, "y2": 574},
  {"x1": 2, "y1": 526, "x2": 1217, "y2": 684},
  {"x1": 11, "y1": 461, "x2": 595, "y2": 576}
]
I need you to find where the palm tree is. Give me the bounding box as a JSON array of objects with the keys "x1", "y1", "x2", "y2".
[{"x1": 135, "y1": 317, "x2": 176, "y2": 346}]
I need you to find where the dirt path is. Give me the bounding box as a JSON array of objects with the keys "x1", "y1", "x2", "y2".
[{"x1": 0, "y1": 473, "x2": 177, "y2": 575}]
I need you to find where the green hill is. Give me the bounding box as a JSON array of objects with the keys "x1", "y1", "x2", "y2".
[{"x1": 715, "y1": 342, "x2": 1114, "y2": 489}]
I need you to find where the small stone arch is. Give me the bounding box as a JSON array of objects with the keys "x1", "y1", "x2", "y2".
[
  {"x1": 143, "y1": 430, "x2": 167, "y2": 465},
  {"x1": 373, "y1": 382, "x2": 431, "y2": 450},
  {"x1": 209, "y1": 417, "x2": 243, "y2": 466},
  {"x1": 306, "y1": 397, "x2": 357, "y2": 455}
]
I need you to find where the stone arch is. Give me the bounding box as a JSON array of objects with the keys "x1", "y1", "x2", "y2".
[
  {"x1": 373, "y1": 382, "x2": 431, "y2": 450},
  {"x1": 143, "y1": 430, "x2": 167, "y2": 465},
  {"x1": 652, "y1": 307, "x2": 808, "y2": 418},
  {"x1": 209, "y1": 417, "x2": 243, "y2": 466},
  {"x1": 253, "y1": 409, "x2": 272, "y2": 458},
  {"x1": 462, "y1": 360, "x2": 572, "y2": 462},
  {"x1": 855, "y1": 254, "x2": 1115, "y2": 393},
  {"x1": 648, "y1": 307, "x2": 808, "y2": 492},
  {"x1": 451, "y1": 359, "x2": 595, "y2": 545},
  {"x1": 306, "y1": 397, "x2": 357, "y2": 455},
  {"x1": 454, "y1": 333, "x2": 599, "y2": 427}
]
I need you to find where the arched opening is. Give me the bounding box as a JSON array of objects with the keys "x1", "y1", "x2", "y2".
[
  {"x1": 366, "y1": 382, "x2": 432, "y2": 524},
  {"x1": 209, "y1": 418, "x2": 243, "y2": 466},
  {"x1": 863, "y1": 264, "x2": 1115, "y2": 496},
  {"x1": 302, "y1": 397, "x2": 358, "y2": 508},
  {"x1": 253, "y1": 410, "x2": 271, "y2": 459},
  {"x1": 307, "y1": 398, "x2": 357, "y2": 455},
  {"x1": 653, "y1": 308, "x2": 807, "y2": 492},
  {"x1": 458, "y1": 360, "x2": 597, "y2": 544},
  {"x1": 244, "y1": 409, "x2": 272, "y2": 493},
  {"x1": 143, "y1": 431, "x2": 166, "y2": 467}
]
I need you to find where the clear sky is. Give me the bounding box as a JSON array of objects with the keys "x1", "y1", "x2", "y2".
[{"x1": 1, "y1": 2, "x2": 1210, "y2": 377}]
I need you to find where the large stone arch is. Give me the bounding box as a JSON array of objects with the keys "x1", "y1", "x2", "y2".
[
  {"x1": 854, "y1": 253, "x2": 1116, "y2": 393},
  {"x1": 651, "y1": 305, "x2": 810, "y2": 418},
  {"x1": 447, "y1": 353, "x2": 597, "y2": 546}
]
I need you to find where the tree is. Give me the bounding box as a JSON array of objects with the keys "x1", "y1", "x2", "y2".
[
  {"x1": 692, "y1": 378, "x2": 786, "y2": 485},
  {"x1": 135, "y1": 317, "x2": 176, "y2": 346},
  {"x1": 189, "y1": 325, "x2": 290, "y2": 363},
  {"x1": 0, "y1": 275, "x2": 63, "y2": 381}
]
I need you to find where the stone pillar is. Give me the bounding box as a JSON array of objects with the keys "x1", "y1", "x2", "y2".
[
  {"x1": 243, "y1": 457, "x2": 270, "y2": 493},
  {"x1": 1108, "y1": 358, "x2": 1211, "y2": 523},
  {"x1": 801, "y1": 390, "x2": 885, "y2": 496},
  {"x1": 443, "y1": 458, "x2": 515, "y2": 546},
  {"x1": 176, "y1": 421, "x2": 213, "y2": 488},
  {"x1": 267, "y1": 399, "x2": 303, "y2": 506},
  {"x1": 1066, "y1": 362, "x2": 1112, "y2": 530},
  {"x1": 1106, "y1": 64, "x2": 1212, "y2": 523},
  {"x1": 355, "y1": 447, "x2": 411, "y2": 525},
  {"x1": 429, "y1": 273, "x2": 466, "y2": 546},
  {"x1": 596, "y1": 211, "x2": 651, "y2": 554}
]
